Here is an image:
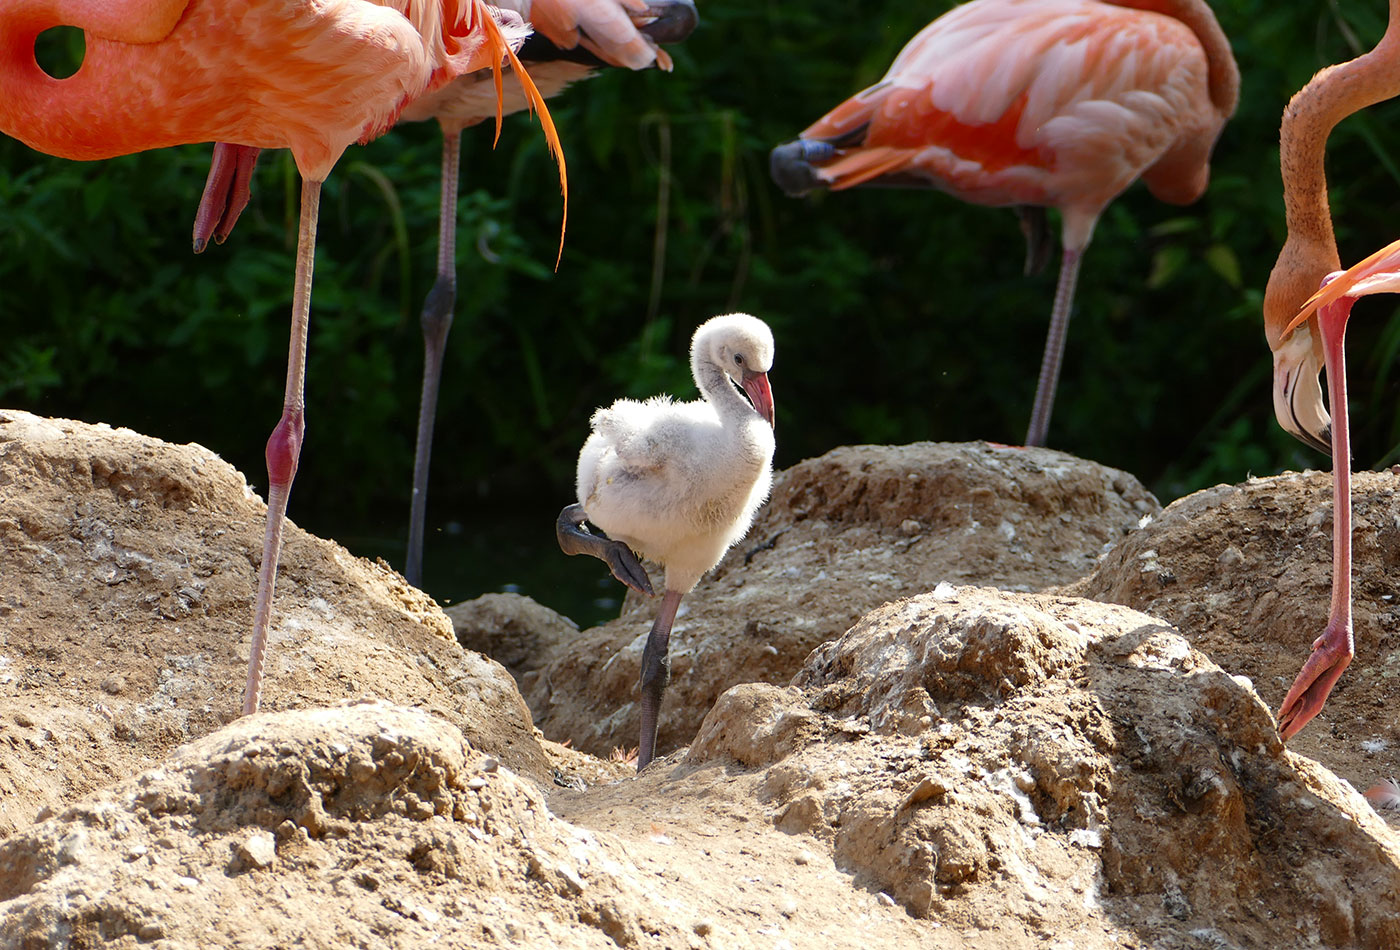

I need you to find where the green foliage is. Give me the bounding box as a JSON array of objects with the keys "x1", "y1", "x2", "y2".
[{"x1": 6, "y1": 0, "x2": 1400, "y2": 579}]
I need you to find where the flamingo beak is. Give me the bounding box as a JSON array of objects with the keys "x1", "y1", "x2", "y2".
[
  {"x1": 1272, "y1": 324, "x2": 1332, "y2": 455},
  {"x1": 741, "y1": 370, "x2": 776, "y2": 429},
  {"x1": 632, "y1": 0, "x2": 698, "y2": 45}
]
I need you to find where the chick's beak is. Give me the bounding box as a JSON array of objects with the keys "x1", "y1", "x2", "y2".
[{"x1": 742, "y1": 370, "x2": 776, "y2": 429}]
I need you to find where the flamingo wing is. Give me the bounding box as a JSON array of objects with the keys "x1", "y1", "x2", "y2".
[
  {"x1": 1287, "y1": 237, "x2": 1400, "y2": 335},
  {"x1": 796, "y1": 0, "x2": 1225, "y2": 227}
]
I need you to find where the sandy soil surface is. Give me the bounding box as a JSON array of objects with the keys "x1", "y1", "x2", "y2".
[{"x1": 3, "y1": 410, "x2": 1400, "y2": 948}]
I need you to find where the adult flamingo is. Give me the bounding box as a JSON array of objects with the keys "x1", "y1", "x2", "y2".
[
  {"x1": 0, "y1": 0, "x2": 562, "y2": 716},
  {"x1": 1263, "y1": 0, "x2": 1400, "y2": 457},
  {"x1": 1260, "y1": 0, "x2": 1400, "y2": 740},
  {"x1": 191, "y1": 0, "x2": 699, "y2": 589},
  {"x1": 769, "y1": 0, "x2": 1239, "y2": 447},
  {"x1": 1272, "y1": 243, "x2": 1400, "y2": 740},
  {"x1": 557, "y1": 313, "x2": 776, "y2": 770}
]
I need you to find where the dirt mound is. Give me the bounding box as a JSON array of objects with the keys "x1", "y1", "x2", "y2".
[
  {"x1": 445, "y1": 592, "x2": 580, "y2": 680},
  {"x1": 0, "y1": 410, "x2": 548, "y2": 836},
  {"x1": 1063, "y1": 471, "x2": 1400, "y2": 796},
  {"x1": 684, "y1": 587, "x2": 1400, "y2": 948},
  {"x1": 11, "y1": 414, "x2": 1400, "y2": 948},
  {"x1": 0, "y1": 703, "x2": 692, "y2": 949},
  {"x1": 526, "y1": 441, "x2": 1158, "y2": 758}
]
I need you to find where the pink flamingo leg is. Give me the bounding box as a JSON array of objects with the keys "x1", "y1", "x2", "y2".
[
  {"x1": 405, "y1": 129, "x2": 462, "y2": 588},
  {"x1": 1025, "y1": 245, "x2": 1084, "y2": 448},
  {"x1": 244, "y1": 178, "x2": 320, "y2": 716},
  {"x1": 1278, "y1": 292, "x2": 1355, "y2": 740}
]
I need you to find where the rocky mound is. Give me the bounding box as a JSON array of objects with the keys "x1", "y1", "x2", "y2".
[
  {"x1": 681, "y1": 588, "x2": 1400, "y2": 948},
  {"x1": 0, "y1": 703, "x2": 689, "y2": 948},
  {"x1": 1063, "y1": 471, "x2": 1400, "y2": 796},
  {"x1": 525, "y1": 442, "x2": 1159, "y2": 758},
  {"x1": 0, "y1": 410, "x2": 548, "y2": 836}
]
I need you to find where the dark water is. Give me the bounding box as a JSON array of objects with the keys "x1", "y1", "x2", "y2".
[{"x1": 318, "y1": 499, "x2": 627, "y2": 631}]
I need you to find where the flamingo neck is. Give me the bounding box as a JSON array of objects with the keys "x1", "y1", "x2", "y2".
[
  {"x1": 0, "y1": 1, "x2": 192, "y2": 161},
  {"x1": 692, "y1": 357, "x2": 756, "y2": 423},
  {"x1": 1264, "y1": 0, "x2": 1400, "y2": 349}
]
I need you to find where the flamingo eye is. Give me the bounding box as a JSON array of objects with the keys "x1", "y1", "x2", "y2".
[{"x1": 734, "y1": 353, "x2": 745, "y2": 366}]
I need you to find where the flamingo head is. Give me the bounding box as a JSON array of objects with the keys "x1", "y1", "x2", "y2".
[
  {"x1": 1263, "y1": 241, "x2": 1333, "y2": 455},
  {"x1": 692, "y1": 312, "x2": 777, "y2": 428}
]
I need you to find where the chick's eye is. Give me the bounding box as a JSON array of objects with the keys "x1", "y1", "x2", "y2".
[{"x1": 734, "y1": 353, "x2": 745, "y2": 366}]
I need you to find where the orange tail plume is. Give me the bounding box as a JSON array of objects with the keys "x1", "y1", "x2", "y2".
[
  {"x1": 473, "y1": 0, "x2": 569, "y2": 268},
  {"x1": 820, "y1": 147, "x2": 912, "y2": 191}
]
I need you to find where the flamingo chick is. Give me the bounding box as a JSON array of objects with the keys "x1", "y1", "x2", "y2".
[
  {"x1": 769, "y1": 0, "x2": 1239, "y2": 447},
  {"x1": 1274, "y1": 240, "x2": 1400, "y2": 739},
  {"x1": 557, "y1": 313, "x2": 777, "y2": 770}
]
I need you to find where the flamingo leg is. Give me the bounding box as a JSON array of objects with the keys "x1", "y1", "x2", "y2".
[
  {"x1": 244, "y1": 177, "x2": 320, "y2": 717},
  {"x1": 1024, "y1": 245, "x2": 1085, "y2": 448},
  {"x1": 1278, "y1": 295, "x2": 1356, "y2": 740},
  {"x1": 637, "y1": 588, "x2": 684, "y2": 771},
  {"x1": 555, "y1": 504, "x2": 655, "y2": 597},
  {"x1": 405, "y1": 129, "x2": 463, "y2": 589},
  {"x1": 193, "y1": 144, "x2": 262, "y2": 253}
]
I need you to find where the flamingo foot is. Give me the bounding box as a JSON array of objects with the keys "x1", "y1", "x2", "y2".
[
  {"x1": 556, "y1": 504, "x2": 655, "y2": 596},
  {"x1": 1277, "y1": 620, "x2": 1354, "y2": 741},
  {"x1": 193, "y1": 144, "x2": 262, "y2": 253}
]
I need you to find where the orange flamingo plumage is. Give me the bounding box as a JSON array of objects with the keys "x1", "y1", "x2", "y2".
[
  {"x1": 770, "y1": 0, "x2": 1239, "y2": 447},
  {"x1": 1261, "y1": 0, "x2": 1400, "y2": 740},
  {"x1": 0, "y1": 0, "x2": 563, "y2": 716}
]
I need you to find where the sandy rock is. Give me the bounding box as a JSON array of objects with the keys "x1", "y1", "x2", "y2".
[
  {"x1": 526, "y1": 441, "x2": 1158, "y2": 757},
  {"x1": 0, "y1": 411, "x2": 549, "y2": 835},
  {"x1": 0, "y1": 703, "x2": 694, "y2": 949},
  {"x1": 445, "y1": 591, "x2": 579, "y2": 678},
  {"x1": 686, "y1": 587, "x2": 1400, "y2": 948},
  {"x1": 1063, "y1": 471, "x2": 1400, "y2": 797}
]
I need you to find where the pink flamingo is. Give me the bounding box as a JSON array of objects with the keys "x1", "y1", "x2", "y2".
[
  {"x1": 1261, "y1": 0, "x2": 1400, "y2": 739},
  {"x1": 397, "y1": 0, "x2": 697, "y2": 588},
  {"x1": 769, "y1": 0, "x2": 1239, "y2": 447},
  {"x1": 0, "y1": 0, "x2": 562, "y2": 715},
  {"x1": 1274, "y1": 241, "x2": 1400, "y2": 738}
]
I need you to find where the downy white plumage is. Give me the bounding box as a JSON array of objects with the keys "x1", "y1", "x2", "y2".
[{"x1": 558, "y1": 312, "x2": 777, "y2": 770}]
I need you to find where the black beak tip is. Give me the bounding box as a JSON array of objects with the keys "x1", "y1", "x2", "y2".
[
  {"x1": 640, "y1": 0, "x2": 698, "y2": 45},
  {"x1": 770, "y1": 140, "x2": 833, "y2": 196}
]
